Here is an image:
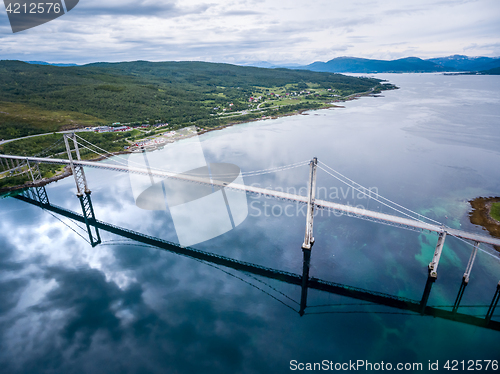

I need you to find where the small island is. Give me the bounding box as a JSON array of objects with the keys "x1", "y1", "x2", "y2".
[{"x1": 469, "y1": 196, "x2": 500, "y2": 251}]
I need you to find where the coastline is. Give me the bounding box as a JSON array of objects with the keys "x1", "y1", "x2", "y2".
[
  {"x1": 469, "y1": 196, "x2": 500, "y2": 251},
  {"x1": 0, "y1": 90, "x2": 375, "y2": 195},
  {"x1": 0, "y1": 150, "x2": 135, "y2": 194},
  {"x1": 198, "y1": 103, "x2": 345, "y2": 135},
  {"x1": 0, "y1": 166, "x2": 72, "y2": 194}
]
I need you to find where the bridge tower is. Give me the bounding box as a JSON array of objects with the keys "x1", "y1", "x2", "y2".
[
  {"x1": 452, "y1": 241, "x2": 480, "y2": 313},
  {"x1": 299, "y1": 157, "x2": 318, "y2": 316},
  {"x1": 64, "y1": 133, "x2": 101, "y2": 247},
  {"x1": 25, "y1": 158, "x2": 50, "y2": 206},
  {"x1": 428, "y1": 228, "x2": 447, "y2": 278}
]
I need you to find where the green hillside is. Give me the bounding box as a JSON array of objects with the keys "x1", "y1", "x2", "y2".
[{"x1": 0, "y1": 60, "x2": 392, "y2": 140}]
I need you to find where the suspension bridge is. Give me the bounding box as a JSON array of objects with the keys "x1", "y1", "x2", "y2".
[
  {"x1": 11, "y1": 184, "x2": 500, "y2": 331},
  {"x1": 1, "y1": 133, "x2": 499, "y2": 323}
]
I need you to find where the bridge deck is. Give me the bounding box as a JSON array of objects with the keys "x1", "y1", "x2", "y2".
[{"x1": 2, "y1": 154, "x2": 500, "y2": 247}]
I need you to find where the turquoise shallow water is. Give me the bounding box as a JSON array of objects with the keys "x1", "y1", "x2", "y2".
[{"x1": 0, "y1": 73, "x2": 499, "y2": 373}]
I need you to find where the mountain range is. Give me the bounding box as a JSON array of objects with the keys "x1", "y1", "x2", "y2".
[
  {"x1": 25, "y1": 61, "x2": 78, "y2": 67},
  {"x1": 25, "y1": 55, "x2": 500, "y2": 74},
  {"x1": 239, "y1": 55, "x2": 500, "y2": 74}
]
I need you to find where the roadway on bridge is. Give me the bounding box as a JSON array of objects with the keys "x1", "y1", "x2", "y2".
[{"x1": 2, "y1": 154, "x2": 500, "y2": 248}]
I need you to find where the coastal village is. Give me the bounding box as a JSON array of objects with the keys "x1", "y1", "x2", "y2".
[
  {"x1": 73, "y1": 86, "x2": 353, "y2": 152},
  {"x1": 79, "y1": 122, "x2": 199, "y2": 151},
  {"x1": 0, "y1": 79, "x2": 391, "y2": 190}
]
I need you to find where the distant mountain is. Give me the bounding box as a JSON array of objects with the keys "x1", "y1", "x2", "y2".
[
  {"x1": 427, "y1": 55, "x2": 500, "y2": 72},
  {"x1": 235, "y1": 61, "x2": 304, "y2": 69},
  {"x1": 276, "y1": 55, "x2": 500, "y2": 74},
  {"x1": 297, "y1": 57, "x2": 452, "y2": 73},
  {"x1": 235, "y1": 61, "x2": 278, "y2": 68},
  {"x1": 25, "y1": 61, "x2": 78, "y2": 67}
]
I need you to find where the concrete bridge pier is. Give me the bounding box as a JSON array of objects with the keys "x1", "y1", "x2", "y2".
[
  {"x1": 299, "y1": 157, "x2": 318, "y2": 316},
  {"x1": 463, "y1": 241, "x2": 479, "y2": 284},
  {"x1": 452, "y1": 280, "x2": 467, "y2": 314},
  {"x1": 302, "y1": 157, "x2": 317, "y2": 251},
  {"x1": 452, "y1": 241, "x2": 480, "y2": 313},
  {"x1": 486, "y1": 281, "x2": 500, "y2": 324},
  {"x1": 299, "y1": 248, "x2": 311, "y2": 316},
  {"x1": 419, "y1": 275, "x2": 436, "y2": 315},
  {"x1": 428, "y1": 229, "x2": 447, "y2": 278}
]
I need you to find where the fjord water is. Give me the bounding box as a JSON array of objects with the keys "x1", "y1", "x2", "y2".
[{"x1": 1, "y1": 74, "x2": 500, "y2": 373}]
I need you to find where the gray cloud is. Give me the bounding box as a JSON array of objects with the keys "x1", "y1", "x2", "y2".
[
  {"x1": 221, "y1": 10, "x2": 263, "y2": 16},
  {"x1": 0, "y1": 236, "x2": 23, "y2": 272},
  {"x1": 0, "y1": 278, "x2": 28, "y2": 315},
  {"x1": 72, "y1": 1, "x2": 211, "y2": 18},
  {"x1": 0, "y1": 0, "x2": 499, "y2": 80},
  {"x1": 464, "y1": 42, "x2": 500, "y2": 51}
]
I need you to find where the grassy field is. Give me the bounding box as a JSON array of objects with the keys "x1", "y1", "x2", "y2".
[
  {"x1": 0, "y1": 101, "x2": 107, "y2": 139},
  {"x1": 491, "y1": 202, "x2": 500, "y2": 221}
]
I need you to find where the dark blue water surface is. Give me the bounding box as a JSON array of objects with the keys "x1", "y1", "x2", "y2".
[{"x1": 1, "y1": 74, "x2": 499, "y2": 373}]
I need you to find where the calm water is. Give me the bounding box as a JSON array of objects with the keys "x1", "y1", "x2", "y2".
[{"x1": 1, "y1": 74, "x2": 500, "y2": 373}]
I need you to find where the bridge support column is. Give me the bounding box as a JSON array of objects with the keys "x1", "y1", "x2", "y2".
[
  {"x1": 0, "y1": 157, "x2": 5, "y2": 171},
  {"x1": 64, "y1": 133, "x2": 90, "y2": 196},
  {"x1": 420, "y1": 275, "x2": 435, "y2": 315},
  {"x1": 463, "y1": 241, "x2": 479, "y2": 284},
  {"x1": 452, "y1": 279, "x2": 467, "y2": 313},
  {"x1": 428, "y1": 229, "x2": 447, "y2": 278},
  {"x1": 486, "y1": 281, "x2": 500, "y2": 324},
  {"x1": 25, "y1": 159, "x2": 50, "y2": 206},
  {"x1": 20, "y1": 186, "x2": 50, "y2": 207},
  {"x1": 27, "y1": 159, "x2": 43, "y2": 183},
  {"x1": 299, "y1": 158, "x2": 318, "y2": 316},
  {"x1": 35, "y1": 187, "x2": 50, "y2": 206},
  {"x1": 302, "y1": 157, "x2": 318, "y2": 250},
  {"x1": 64, "y1": 133, "x2": 100, "y2": 247},
  {"x1": 451, "y1": 241, "x2": 479, "y2": 313},
  {"x1": 79, "y1": 192, "x2": 101, "y2": 247},
  {"x1": 299, "y1": 248, "x2": 311, "y2": 316}
]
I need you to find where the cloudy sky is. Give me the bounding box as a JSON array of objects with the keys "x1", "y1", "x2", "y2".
[{"x1": 0, "y1": 0, "x2": 499, "y2": 65}]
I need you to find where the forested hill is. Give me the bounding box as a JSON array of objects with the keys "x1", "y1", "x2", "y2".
[
  {"x1": 87, "y1": 60, "x2": 378, "y2": 90},
  {"x1": 0, "y1": 60, "x2": 390, "y2": 140}
]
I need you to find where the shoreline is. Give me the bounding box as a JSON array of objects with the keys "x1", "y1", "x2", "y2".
[
  {"x1": 0, "y1": 166, "x2": 72, "y2": 194},
  {"x1": 0, "y1": 90, "x2": 375, "y2": 194},
  {"x1": 197, "y1": 103, "x2": 345, "y2": 135},
  {"x1": 469, "y1": 196, "x2": 500, "y2": 251}
]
